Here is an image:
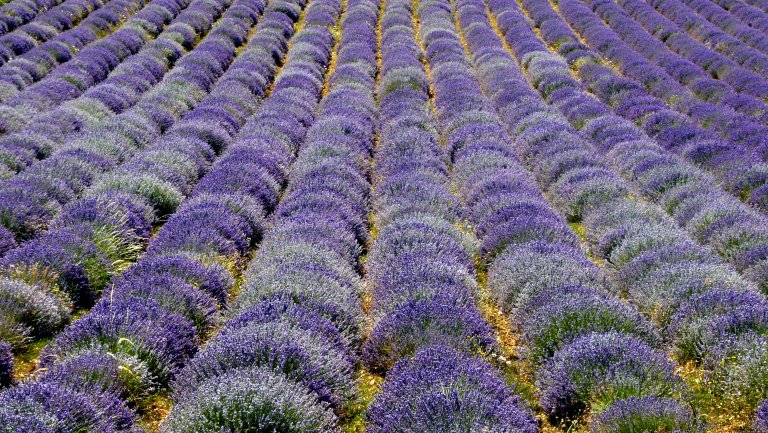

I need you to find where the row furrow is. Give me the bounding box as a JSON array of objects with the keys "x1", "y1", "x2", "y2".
[
  {"x1": 0, "y1": 0, "x2": 273, "y2": 351},
  {"x1": 363, "y1": 0, "x2": 540, "y2": 430},
  {"x1": 482, "y1": 0, "x2": 768, "y2": 427},
  {"x1": 0, "y1": 0, "x2": 325, "y2": 429},
  {"x1": 0, "y1": 0, "x2": 106, "y2": 65},
  {"x1": 0, "y1": 0, "x2": 68, "y2": 36},
  {"x1": 0, "y1": 0, "x2": 242, "y2": 249}
]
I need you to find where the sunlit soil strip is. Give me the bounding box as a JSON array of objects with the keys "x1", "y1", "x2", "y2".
[
  {"x1": 322, "y1": 4, "x2": 344, "y2": 96},
  {"x1": 482, "y1": 1, "x2": 611, "y2": 272},
  {"x1": 450, "y1": 4, "x2": 599, "y2": 432},
  {"x1": 675, "y1": 362, "x2": 751, "y2": 433},
  {"x1": 342, "y1": 369, "x2": 385, "y2": 433},
  {"x1": 134, "y1": 3, "x2": 322, "y2": 431},
  {"x1": 450, "y1": 4, "x2": 568, "y2": 431},
  {"x1": 338, "y1": 0, "x2": 386, "y2": 429},
  {"x1": 483, "y1": 1, "x2": 738, "y2": 431}
]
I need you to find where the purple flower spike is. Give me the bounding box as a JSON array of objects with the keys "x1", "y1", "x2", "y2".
[{"x1": 368, "y1": 346, "x2": 539, "y2": 433}]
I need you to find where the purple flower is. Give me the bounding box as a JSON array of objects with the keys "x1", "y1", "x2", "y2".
[
  {"x1": 161, "y1": 367, "x2": 339, "y2": 433},
  {"x1": 1, "y1": 230, "x2": 111, "y2": 306},
  {"x1": 0, "y1": 378, "x2": 135, "y2": 433},
  {"x1": 0, "y1": 276, "x2": 71, "y2": 346},
  {"x1": 592, "y1": 396, "x2": 706, "y2": 433},
  {"x1": 488, "y1": 241, "x2": 605, "y2": 310},
  {"x1": 116, "y1": 255, "x2": 232, "y2": 305},
  {"x1": 538, "y1": 332, "x2": 682, "y2": 421},
  {"x1": 755, "y1": 400, "x2": 768, "y2": 433},
  {"x1": 0, "y1": 226, "x2": 16, "y2": 257},
  {"x1": 40, "y1": 297, "x2": 196, "y2": 389},
  {"x1": 172, "y1": 317, "x2": 354, "y2": 410},
  {"x1": 518, "y1": 287, "x2": 660, "y2": 364},
  {"x1": 363, "y1": 299, "x2": 497, "y2": 372},
  {"x1": 368, "y1": 346, "x2": 539, "y2": 433}
]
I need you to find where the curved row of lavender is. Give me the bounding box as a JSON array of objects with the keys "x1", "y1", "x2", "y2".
[
  {"x1": 0, "y1": 0, "x2": 109, "y2": 65},
  {"x1": 0, "y1": 0, "x2": 68, "y2": 36},
  {"x1": 160, "y1": 0, "x2": 375, "y2": 428},
  {"x1": 414, "y1": 0, "x2": 705, "y2": 430},
  {"x1": 525, "y1": 0, "x2": 768, "y2": 209},
  {"x1": 0, "y1": 0, "x2": 323, "y2": 427},
  {"x1": 495, "y1": 0, "x2": 768, "y2": 417},
  {"x1": 0, "y1": 0, "x2": 219, "y2": 178},
  {"x1": 0, "y1": 0, "x2": 138, "y2": 105},
  {"x1": 0, "y1": 0, "x2": 152, "y2": 107},
  {"x1": 516, "y1": 0, "x2": 768, "y2": 290},
  {"x1": 464, "y1": 0, "x2": 768, "y2": 427},
  {"x1": 0, "y1": 0, "x2": 302, "y2": 258},
  {"x1": 361, "y1": 0, "x2": 538, "y2": 430},
  {"x1": 617, "y1": 0, "x2": 768, "y2": 86},
  {"x1": 727, "y1": 0, "x2": 768, "y2": 32},
  {"x1": 496, "y1": 0, "x2": 768, "y2": 309},
  {"x1": 541, "y1": 0, "x2": 768, "y2": 206},
  {"x1": 487, "y1": 0, "x2": 768, "y2": 304},
  {"x1": 0, "y1": 0, "x2": 239, "y2": 246},
  {"x1": 0, "y1": 0, "x2": 171, "y2": 129},
  {"x1": 712, "y1": 0, "x2": 768, "y2": 27},
  {"x1": 616, "y1": 0, "x2": 768, "y2": 101},
  {"x1": 0, "y1": 0, "x2": 284, "y2": 356},
  {"x1": 0, "y1": 0, "x2": 765, "y2": 429},
  {"x1": 644, "y1": 0, "x2": 768, "y2": 74},
  {"x1": 644, "y1": 0, "x2": 768, "y2": 63},
  {"x1": 675, "y1": 0, "x2": 768, "y2": 57},
  {"x1": 582, "y1": 0, "x2": 768, "y2": 122}
]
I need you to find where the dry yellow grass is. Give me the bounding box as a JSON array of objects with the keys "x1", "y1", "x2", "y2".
[
  {"x1": 341, "y1": 368, "x2": 385, "y2": 433},
  {"x1": 137, "y1": 393, "x2": 173, "y2": 433},
  {"x1": 676, "y1": 362, "x2": 753, "y2": 433}
]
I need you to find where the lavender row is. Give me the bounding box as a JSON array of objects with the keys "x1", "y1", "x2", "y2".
[
  {"x1": 618, "y1": 0, "x2": 768, "y2": 98},
  {"x1": 646, "y1": 0, "x2": 768, "y2": 74},
  {"x1": 675, "y1": 0, "x2": 768, "y2": 54},
  {"x1": 0, "y1": 0, "x2": 201, "y2": 175},
  {"x1": 363, "y1": 0, "x2": 493, "y2": 372},
  {"x1": 581, "y1": 0, "x2": 768, "y2": 121},
  {"x1": 482, "y1": 0, "x2": 768, "y2": 426},
  {"x1": 493, "y1": 0, "x2": 751, "y2": 358},
  {"x1": 0, "y1": 0, "x2": 158, "y2": 113},
  {"x1": 521, "y1": 0, "x2": 768, "y2": 210},
  {"x1": 606, "y1": 0, "x2": 768, "y2": 101},
  {"x1": 0, "y1": 0, "x2": 242, "y2": 249},
  {"x1": 0, "y1": 0, "x2": 105, "y2": 65},
  {"x1": 550, "y1": 0, "x2": 768, "y2": 159},
  {"x1": 489, "y1": 0, "x2": 768, "y2": 296},
  {"x1": 0, "y1": 0, "x2": 145, "y2": 106},
  {"x1": 363, "y1": 0, "x2": 538, "y2": 430},
  {"x1": 161, "y1": 0, "x2": 371, "y2": 429},
  {"x1": 711, "y1": 0, "x2": 768, "y2": 34},
  {"x1": 0, "y1": 0, "x2": 67, "y2": 36},
  {"x1": 0, "y1": 0, "x2": 319, "y2": 428},
  {"x1": 417, "y1": 0, "x2": 705, "y2": 429},
  {"x1": 0, "y1": 0, "x2": 268, "y2": 353}
]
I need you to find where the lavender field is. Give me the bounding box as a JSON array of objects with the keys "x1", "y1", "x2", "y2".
[{"x1": 0, "y1": 0, "x2": 767, "y2": 429}]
